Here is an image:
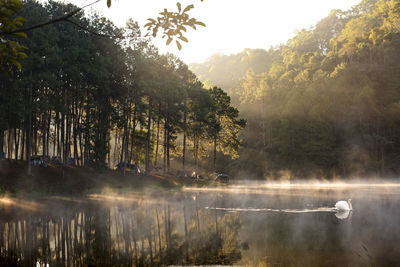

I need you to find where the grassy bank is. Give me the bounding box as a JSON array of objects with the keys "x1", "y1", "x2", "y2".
[{"x1": 0, "y1": 160, "x2": 205, "y2": 197}]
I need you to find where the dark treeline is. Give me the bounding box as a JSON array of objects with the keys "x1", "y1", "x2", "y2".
[
  {"x1": 0, "y1": 0, "x2": 244, "y2": 174},
  {"x1": 191, "y1": 0, "x2": 400, "y2": 179}
]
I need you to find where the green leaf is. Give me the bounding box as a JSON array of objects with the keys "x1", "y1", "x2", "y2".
[
  {"x1": 176, "y1": 40, "x2": 182, "y2": 50},
  {"x1": 183, "y1": 4, "x2": 194, "y2": 13},
  {"x1": 166, "y1": 38, "x2": 173, "y2": 45},
  {"x1": 178, "y1": 36, "x2": 188, "y2": 42},
  {"x1": 18, "y1": 52, "x2": 27, "y2": 59},
  {"x1": 195, "y1": 21, "x2": 206, "y2": 27},
  {"x1": 107, "y1": 0, "x2": 111, "y2": 8},
  {"x1": 10, "y1": 59, "x2": 22, "y2": 70},
  {"x1": 13, "y1": 32, "x2": 27, "y2": 38},
  {"x1": 12, "y1": 16, "x2": 25, "y2": 27},
  {"x1": 178, "y1": 25, "x2": 187, "y2": 32}
]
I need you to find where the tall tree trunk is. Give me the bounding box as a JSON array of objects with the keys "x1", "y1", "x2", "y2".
[
  {"x1": 27, "y1": 85, "x2": 33, "y2": 176},
  {"x1": 33, "y1": 116, "x2": 38, "y2": 155},
  {"x1": 195, "y1": 135, "x2": 199, "y2": 172},
  {"x1": 46, "y1": 110, "x2": 51, "y2": 156},
  {"x1": 166, "y1": 128, "x2": 170, "y2": 173},
  {"x1": 163, "y1": 122, "x2": 167, "y2": 176},
  {"x1": 20, "y1": 129, "x2": 25, "y2": 160},
  {"x1": 213, "y1": 135, "x2": 217, "y2": 171},
  {"x1": 84, "y1": 105, "x2": 90, "y2": 167},
  {"x1": 129, "y1": 105, "x2": 136, "y2": 163},
  {"x1": 14, "y1": 128, "x2": 19, "y2": 160},
  {"x1": 78, "y1": 104, "x2": 84, "y2": 166},
  {"x1": 123, "y1": 110, "x2": 128, "y2": 176},
  {"x1": 56, "y1": 111, "x2": 61, "y2": 157},
  {"x1": 73, "y1": 104, "x2": 79, "y2": 164},
  {"x1": 113, "y1": 132, "x2": 119, "y2": 168},
  {"x1": 0, "y1": 130, "x2": 3, "y2": 168},
  {"x1": 53, "y1": 112, "x2": 57, "y2": 157},
  {"x1": 66, "y1": 109, "x2": 71, "y2": 159},
  {"x1": 120, "y1": 120, "x2": 126, "y2": 165},
  {"x1": 182, "y1": 108, "x2": 187, "y2": 170},
  {"x1": 145, "y1": 98, "x2": 152, "y2": 175},
  {"x1": 61, "y1": 107, "x2": 65, "y2": 165},
  {"x1": 7, "y1": 127, "x2": 11, "y2": 160},
  {"x1": 42, "y1": 112, "x2": 47, "y2": 156},
  {"x1": 154, "y1": 106, "x2": 160, "y2": 166}
]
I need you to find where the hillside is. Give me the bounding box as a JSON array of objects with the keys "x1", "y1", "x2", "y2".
[
  {"x1": 191, "y1": 0, "x2": 400, "y2": 179},
  {"x1": 190, "y1": 48, "x2": 281, "y2": 92}
]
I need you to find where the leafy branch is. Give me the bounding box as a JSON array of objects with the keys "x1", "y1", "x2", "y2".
[{"x1": 144, "y1": 2, "x2": 206, "y2": 50}]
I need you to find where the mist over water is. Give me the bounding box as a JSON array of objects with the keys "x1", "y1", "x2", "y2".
[{"x1": 1, "y1": 182, "x2": 400, "y2": 266}]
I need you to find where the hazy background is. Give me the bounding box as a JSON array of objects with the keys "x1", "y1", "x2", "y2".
[{"x1": 67, "y1": 0, "x2": 360, "y2": 63}]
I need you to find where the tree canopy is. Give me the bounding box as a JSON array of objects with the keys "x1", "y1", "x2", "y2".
[
  {"x1": 0, "y1": 0, "x2": 244, "y2": 176},
  {"x1": 0, "y1": 0, "x2": 205, "y2": 72},
  {"x1": 192, "y1": 0, "x2": 400, "y2": 179}
]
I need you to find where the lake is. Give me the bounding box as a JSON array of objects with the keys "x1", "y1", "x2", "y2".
[{"x1": 1, "y1": 182, "x2": 400, "y2": 266}]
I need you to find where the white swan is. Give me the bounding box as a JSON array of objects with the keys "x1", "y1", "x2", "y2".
[{"x1": 334, "y1": 199, "x2": 352, "y2": 211}]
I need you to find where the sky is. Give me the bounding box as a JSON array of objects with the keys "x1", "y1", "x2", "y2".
[{"x1": 67, "y1": 0, "x2": 361, "y2": 64}]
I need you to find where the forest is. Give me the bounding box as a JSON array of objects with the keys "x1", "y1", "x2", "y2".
[
  {"x1": 191, "y1": 0, "x2": 400, "y2": 179},
  {"x1": 1, "y1": 0, "x2": 400, "y2": 180},
  {"x1": 0, "y1": 0, "x2": 245, "y2": 176}
]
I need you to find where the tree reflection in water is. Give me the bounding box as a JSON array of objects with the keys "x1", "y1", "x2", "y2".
[{"x1": 0, "y1": 196, "x2": 242, "y2": 266}]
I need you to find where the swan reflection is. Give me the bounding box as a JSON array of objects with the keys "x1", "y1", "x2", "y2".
[{"x1": 335, "y1": 210, "x2": 352, "y2": 220}]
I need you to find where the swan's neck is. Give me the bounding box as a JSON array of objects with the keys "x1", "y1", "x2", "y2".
[{"x1": 348, "y1": 200, "x2": 352, "y2": 210}]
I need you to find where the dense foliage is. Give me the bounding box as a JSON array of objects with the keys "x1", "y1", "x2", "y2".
[
  {"x1": 0, "y1": 0, "x2": 27, "y2": 73},
  {"x1": 192, "y1": 0, "x2": 400, "y2": 179},
  {"x1": 0, "y1": 0, "x2": 243, "y2": 175}
]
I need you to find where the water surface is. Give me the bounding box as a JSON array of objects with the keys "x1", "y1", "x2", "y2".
[{"x1": 1, "y1": 182, "x2": 399, "y2": 266}]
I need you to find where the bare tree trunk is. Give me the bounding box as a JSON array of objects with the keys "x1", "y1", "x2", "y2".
[
  {"x1": 163, "y1": 122, "x2": 167, "y2": 176},
  {"x1": 53, "y1": 112, "x2": 57, "y2": 157},
  {"x1": 27, "y1": 85, "x2": 33, "y2": 176},
  {"x1": 213, "y1": 135, "x2": 217, "y2": 171},
  {"x1": 129, "y1": 106, "x2": 136, "y2": 163},
  {"x1": 145, "y1": 98, "x2": 152, "y2": 175},
  {"x1": 84, "y1": 105, "x2": 90, "y2": 166},
  {"x1": 14, "y1": 128, "x2": 20, "y2": 160},
  {"x1": 154, "y1": 104, "x2": 161, "y2": 166},
  {"x1": 123, "y1": 111, "x2": 128, "y2": 176},
  {"x1": 56, "y1": 111, "x2": 60, "y2": 157},
  {"x1": 61, "y1": 107, "x2": 65, "y2": 164},
  {"x1": 113, "y1": 132, "x2": 119, "y2": 168},
  {"x1": 42, "y1": 112, "x2": 47, "y2": 156},
  {"x1": 47, "y1": 110, "x2": 51, "y2": 156},
  {"x1": 33, "y1": 116, "x2": 38, "y2": 155},
  {"x1": 78, "y1": 104, "x2": 84, "y2": 166},
  {"x1": 182, "y1": 106, "x2": 187, "y2": 170},
  {"x1": 0, "y1": 130, "x2": 3, "y2": 168},
  {"x1": 120, "y1": 120, "x2": 126, "y2": 164},
  {"x1": 167, "y1": 128, "x2": 170, "y2": 173},
  {"x1": 7, "y1": 127, "x2": 11, "y2": 160},
  {"x1": 20, "y1": 128, "x2": 25, "y2": 160},
  {"x1": 194, "y1": 135, "x2": 199, "y2": 172},
  {"x1": 73, "y1": 104, "x2": 78, "y2": 164}
]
